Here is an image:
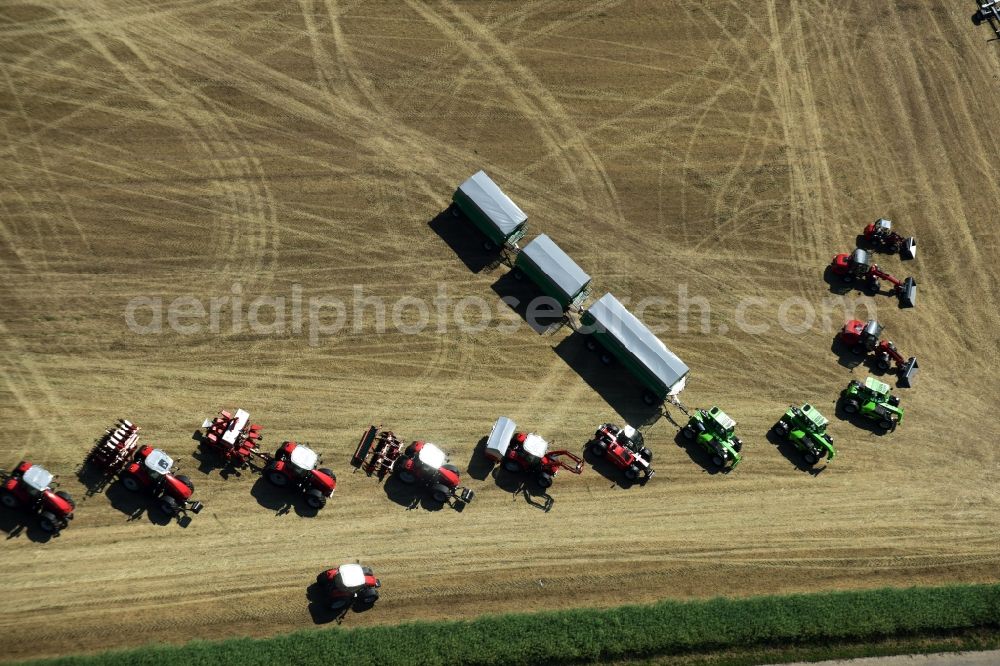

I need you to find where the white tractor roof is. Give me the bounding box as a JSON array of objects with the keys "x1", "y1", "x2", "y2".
[
  {"x1": 289, "y1": 444, "x2": 318, "y2": 471},
  {"x1": 876, "y1": 218, "x2": 892, "y2": 231},
  {"x1": 222, "y1": 409, "x2": 250, "y2": 445},
  {"x1": 417, "y1": 443, "x2": 447, "y2": 469},
  {"x1": 22, "y1": 465, "x2": 53, "y2": 492},
  {"x1": 144, "y1": 449, "x2": 173, "y2": 475},
  {"x1": 522, "y1": 434, "x2": 549, "y2": 458},
  {"x1": 336, "y1": 563, "x2": 365, "y2": 590},
  {"x1": 623, "y1": 425, "x2": 639, "y2": 439}
]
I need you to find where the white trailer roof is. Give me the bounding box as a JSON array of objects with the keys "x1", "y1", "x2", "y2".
[
  {"x1": 222, "y1": 409, "x2": 250, "y2": 445},
  {"x1": 586, "y1": 293, "x2": 690, "y2": 395},
  {"x1": 519, "y1": 234, "x2": 591, "y2": 301},
  {"x1": 417, "y1": 443, "x2": 446, "y2": 469},
  {"x1": 289, "y1": 444, "x2": 318, "y2": 471},
  {"x1": 336, "y1": 563, "x2": 365, "y2": 590},
  {"x1": 22, "y1": 465, "x2": 53, "y2": 492},
  {"x1": 457, "y1": 171, "x2": 527, "y2": 236}
]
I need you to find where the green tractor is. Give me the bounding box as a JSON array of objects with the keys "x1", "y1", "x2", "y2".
[
  {"x1": 772, "y1": 404, "x2": 836, "y2": 465},
  {"x1": 681, "y1": 406, "x2": 743, "y2": 469},
  {"x1": 840, "y1": 376, "x2": 904, "y2": 431}
]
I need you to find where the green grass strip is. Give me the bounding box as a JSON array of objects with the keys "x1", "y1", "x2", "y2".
[{"x1": 22, "y1": 583, "x2": 1000, "y2": 666}]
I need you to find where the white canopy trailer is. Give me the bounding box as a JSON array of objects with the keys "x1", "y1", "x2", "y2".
[
  {"x1": 514, "y1": 234, "x2": 592, "y2": 310},
  {"x1": 581, "y1": 293, "x2": 690, "y2": 404},
  {"x1": 452, "y1": 170, "x2": 528, "y2": 250}
]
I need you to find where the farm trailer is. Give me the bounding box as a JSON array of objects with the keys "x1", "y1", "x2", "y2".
[
  {"x1": 451, "y1": 170, "x2": 528, "y2": 251},
  {"x1": 580, "y1": 293, "x2": 690, "y2": 405},
  {"x1": 513, "y1": 233, "x2": 592, "y2": 311}
]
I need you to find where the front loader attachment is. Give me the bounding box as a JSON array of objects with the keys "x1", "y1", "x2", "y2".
[
  {"x1": 897, "y1": 277, "x2": 917, "y2": 308},
  {"x1": 549, "y1": 450, "x2": 585, "y2": 474},
  {"x1": 897, "y1": 356, "x2": 919, "y2": 388},
  {"x1": 901, "y1": 237, "x2": 916, "y2": 260}
]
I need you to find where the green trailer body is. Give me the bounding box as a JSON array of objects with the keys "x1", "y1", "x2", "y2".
[
  {"x1": 514, "y1": 234, "x2": 591, "y2": 310},
  {"x1": 773, "y1": 403, "x2": 836, "y2": 464},
  {"x1": 580, "y1": 293, "x2": 689, "y2": 403},
  {"x1": 452, "y1": 170, "x2": 528, "y2": 249}
]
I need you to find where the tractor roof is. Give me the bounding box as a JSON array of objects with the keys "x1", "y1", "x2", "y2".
[
  {"x1": 336, "y1": 563, "x2": 365, "y2": 590},
  {"x1": 801, "y1": 404, "x2": 828, "y2": 429},
  {"x1": 289, "y1": 444, "x2": 318, "y2": 471},
  {"x1": 708, "y1": 406, "x2": 735, "y2": 432},
  {"x1": 22, "y1": 465, "x2": 53, "y2": 492},
  {"x1": 521, "y1": 434, "x2": 549, "y2": 458},
  {"x1": 144, "y1": 449, "x2": 174, "y2": 475},
  {"x1": 622, "y1": 425, "x2": 641, "y2": 443},
  {"x1": 417, "y1": 443, "x2": 447, "y2": 469},
  {"x1": 876, "y1": 218, "x2": 892, "y2": 231},
  {"x1": 221, "y1": 409, "x2": 250, "y2": 445},
  {"x1": 864, "y1": 376, "x2": 891, "y2": 395},
  {"x1": 850, "y1": 248, "x2": 870, "y2": 267}
]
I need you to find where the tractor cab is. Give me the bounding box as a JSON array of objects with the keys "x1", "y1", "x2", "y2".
[
  {"x1": 333, "y1": 563, "x2": 366, "y2": 592},
  {"x1": 871, "y1": 218, "x2": 892, "y2": 237},
  {"x1": 800, "y1": 404, "x2": 828, "y2": 432},
  {"x1": 21, "y1": 465, "x2": 54, "y2": 496},
  {"x1": 862, "y1": 376, "x2": 892, "y2": 400},
  {"x1": 516, "y1": 433, "x2": 549, "y2": 464},
  {"x1": 617, "y1": 426, "x2": 643, "y2": 449},
  {"x1": 143, "y1": 449, "x2": 174, "y2": 480},
  {"x1": 416, "y1": 442, "x2": 447, "y2": 472},
  {"x1": 860, "y1": 320, "x2": 883, "y2": 349},
  {"x1": 288, "y1": 444, "x2": 319, "y2": 474},
  {"x1": 848, "y1": 248, "x2": 872, "y2": 276},
  {"x1": 706, "y1": 407, "x2": 736, "y2": 437}
]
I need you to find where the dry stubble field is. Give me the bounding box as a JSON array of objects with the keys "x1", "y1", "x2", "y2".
[{"x1": 1, "y1": 0, "x2": 999, "y2": 661}]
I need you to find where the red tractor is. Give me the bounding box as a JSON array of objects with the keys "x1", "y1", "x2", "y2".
[
  {"x1": 861, "y1": 218, "x2": 916, "y2": 259},
  {"x1": 837, "y1": 319, "x2": 919, "y2": 387},
  {"x1": 198, "y1": 409, "x2": 336, "y2": 510},
  {"x1": 483, "y1": 417, "x2": 584, "y2": 488},
  {"x1": 264, "y1": 441, "x2": 336, "y2": 509},
  {"x1": 829, "y1": 248, "x2": 917, "y2": 308},
  {"x1": 589, "y1": 423, "x2": 655, "y2": 483},
  {"x1": 0, "y1": 461, "x2": 75, "y2": 533},
  {"x1": 352, "y1": 426, "x2": 474, "y2": 507},
  {"x1": 85, "y1": 419, "x2": 203, "y2": 519},
  {"x1": 317, "y1": 563, "x2": 381, "y2": 609}
]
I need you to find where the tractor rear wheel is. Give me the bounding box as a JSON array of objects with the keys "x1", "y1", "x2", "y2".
[
  {"x1": 877, "y1": 357, "x2": 891, "y2": 371},
  {"x1": 590, "y1": 442, "x2": 607, "y2": 457},
  {"x1": 843, "y1": 400, "x2": 860, "y2": 414},
  {"x1": 120, "y1": 474, "x2": 142, "y2": 492},
  {"x1": 805, "y1": 452, "x2": 818, "y2": 465},
  {"x1": 503, "y1": 460, "x2": 521, "y2": 473},
  {"x1": 682, "y1": 426, "x2": 695, "y2": 440},
  {"x1": 430, "y1": 484, "x2": 450, "y2": 503},
  {"x1": 38, "y1": 511, "x2": 58, "y2": 533},
  {"x1": 397, "y1": 470, "x2": 416, "y2": 484},
  {"x1": 537, "y1": 473, "x2": 553, "y2": 488},
  {"x1": 159, "y1": 495, "x2": 180, "y2": 516},
  {"x1": 305, "y1": 489, "x2": 327, "y2": 509},
  {"x1": 265, "y1": 462, "x2": 289, "y2": 487},
  {"x1": 712, "y1": 455, "x2": 724, "y2": 467},
  {"x1": 851, "y1": 345, "x2": 864, "y2": 355},
  {"x1": 1, "y1": 491, "x2": 20, "y2": 509},
  {"x1": 176, "y1": 475, "x2": 194, "y2": 493},
  {"x1": 625, "y1": 465, "x2": 640, "y2": 480}
]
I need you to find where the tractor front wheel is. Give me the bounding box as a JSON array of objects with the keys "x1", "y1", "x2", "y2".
[
  {"x1": 877, "y1": 356, "x2": 891, "y2": 371},
  {"x1": 359, "y1": 588, "x2": 380, "y2": 605},
  {"x1": 55, "y1": 490, "x2": 75, "y2": 510},
  {"x1": 1, "y1": 491, "x2": 20, "y2": 509},
  {"x1": 319, "y1": 468, "x2": 336, "y2": 481},
  {"x1": 430, "y1": 484, "x2": 450, "y2": 503},
  {"x1": 712, "y1": 455, "x2": 725, "y2": 467},
  {"x1": 773, "y1": 421, "x2": 790, "y2": 439},
  {"x1": 625, "y1": 465, "x2": 640, "y2": 480},
  {"x1": 397, "y1": 470, "x2": 416, "y2": 484},
  {"x1": 176, "y1": 475, "x2": 195, "y2": 493},
  {"x1": 305, "y1": 489, "x2": 327, "y2": 509},
  {"x1": 120, "y1": 474, "x2": 142, "y2": 493},
  {"x1": 682, "y1": 426, "x2": 696, "y2": 440},
  {"x1": 843, "y1": 400, "x2": 860, "y2": 414},
  {"x1": 805, "y1": 452, "x2": 818, "y2": 465},
  {"x1": 537, "y1": 473, "x2": 553, "y2": 488},
  {"x1": 159, "y1": 495, "x2": 180, "y2": 516},
  {"x1": 878, "y1": 419, "x2": 894, "y2": 431}
]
